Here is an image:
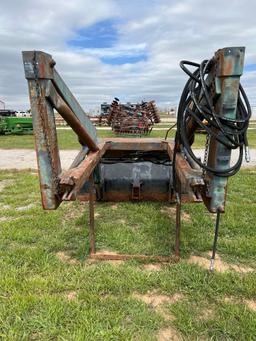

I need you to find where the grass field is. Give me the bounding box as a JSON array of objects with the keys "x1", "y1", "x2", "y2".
[
  {"x1": 0, "y1": 170, "x2": 256, "y2": 340},
  {"x1": 0, "y1": 128, "x2": 256, "y2": 150}
]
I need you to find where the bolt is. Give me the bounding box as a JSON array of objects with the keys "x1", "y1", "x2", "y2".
[{"x1": 50, "y1": 59, "x2": 56, "y2": 68}]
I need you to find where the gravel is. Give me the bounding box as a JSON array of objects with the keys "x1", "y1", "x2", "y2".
[{"x1": 0, "y1": 148, "x2": 255, "y2": 170}]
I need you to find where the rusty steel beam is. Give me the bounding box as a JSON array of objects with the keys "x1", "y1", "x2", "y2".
[
  {"x1": 23, "y1": 78, "x2": 62, "y2": 209},
  {"x1": 53, "y1": 69, "x2": 98, "y2": 144},
  {"x1": 22, "y1": 50, "x2": 100, "y2": 209},
  {"x1": 45, "y1": 82, "x2": 99, "y2": 151},
  {"x1": 89, "y1": 174, "x2": 96, "y2": 255},
  {"x1": 103, "y1": 138, "x2": 166, "y2": 151},
  {"x1": 22, "y1": 50, "x2": 98, "y2": 146},
  {"x1": 70, "y1": 148, "x2": 89, "y2": 169},
  {"x1": 164, "y1": 142, "x2": 203, "y2": 201},
  {"x1": 90, "y1": 252, "x2": 174, "y2": 262},
  {"x1": 60, "y1": 142, "x2": 109, "y2": 200},
  {"x1": 175, "y1": 187, "x2": 181, "y2": 260}
]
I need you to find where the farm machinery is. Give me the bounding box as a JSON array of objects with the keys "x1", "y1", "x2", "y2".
[
  {"x1": 92, "y1": 99, "x2": 160, "y2": 135},
  {"x1": 106, "y1": 98, "x2": 160, "y2": 135},
  {"x1": 0, "y1": 110, "x2": 33, "y2": 135},
  {"x1": 22, "y1": 46, "x2": 251, "y2": 269}
]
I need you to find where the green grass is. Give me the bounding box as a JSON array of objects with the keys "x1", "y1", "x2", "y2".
[
  {"x1": 0, "y1": 129, "x2": 172, "y2": 149},
  {"x1": 0, "y1": 129, "x2": 174, "y2": 149},
  {"x1": 0, "y1": 170, "x2": 256, "y2": 340},
  {"x1": 1, "y1": 128, "x2": 255, "y2": 150},
  {"x1": 0, "y1": 130, "x2": 115, "y2": 149}
]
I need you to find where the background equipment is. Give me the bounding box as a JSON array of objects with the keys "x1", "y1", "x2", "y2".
[{"x1": 0, "y1": 110, "x2": 33, "y2": 135}]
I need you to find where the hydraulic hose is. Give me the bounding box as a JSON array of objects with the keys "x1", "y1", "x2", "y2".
[{"x1": 174, "y1": 58, "x2": 251, "y2": 179}]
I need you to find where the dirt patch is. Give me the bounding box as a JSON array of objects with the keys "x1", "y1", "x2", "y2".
[
  {"x1": 0, "y1": 204, "x2": 11, "y2": 209},
  {"x1": 143, "y1": 263, "x2": 162, "y2": 271},
  {"x1": 0, "y1": 179, "x2": 13, "y2": 192},
  {"x1": 16, "y1": 203, "x2": 35, "y2": 211},
  {"x1": 224, "y1": 297, "x2": 256, "y2": 312},
  {"x1": 56, "y1": 251, "x2": 80, "y2": 265},
  {"x1": 245, "y1": 299, "x2": 256, "y2": 312},
  {"x1": 223, "y1": 296, "x2": 234, "y2": 304},
  {"x1": 111, "y1": 204, "x2": 118, "y2": 210},
  {"x1": 0, "y1": 216, "x2": 10, "y2": 222},
  {"x1": 161, "y1": 206, "x2": 176, "y2": 216},
  {"x1": 157, "y1": 327, "x2": 182, "y2": 341},
  {"x1": 0, "y1": 216, "x2": 18, "y2": 222},
  {"x1": 133, "y1": 291, "x2": 183, "y2": 307},
  {"x1": 161, "y1": 206, "x2": 191, "y2": 222},
  {"x1": 65, "y1": 291, "x2": 78, "y2": 301},
  {"x1": 95, "y1": 212, "x2": 101, "y2": 218},
  {"x1": 200, "y1": 307, "x2": 215, "y2": 320},
  {"x1": 133, "y1": 291, "x2": 183, "y2": 322},
  {"x1": 188, "y1": 253, "x2": 254, "y2": 273},
  {"x1": 188, "y1": 255, "x2": 211, "y2": 270},
  {"x1": 181, "y1": 212, "x2": 191, "y2": 222}
]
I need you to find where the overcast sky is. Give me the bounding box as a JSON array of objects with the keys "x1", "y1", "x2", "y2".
[{"x1": 0, "y1": 0, "x2": 256, "y2": 112}]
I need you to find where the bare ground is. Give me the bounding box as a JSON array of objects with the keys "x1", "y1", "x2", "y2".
[
  {"x1": 1, "y1": 148, "x2": 256, "y2": 170},
  {"x1": 224, "y1": 296, "x2": 256, "y2": 312},
  {"x1": 55, "y1": 251, "x2": 80, "y2": 265},
  {"x1": 187, "y1": 253, "x2": 254, "y2": 273},
  {"x1": 133, "y1": 290, "x2": 184, "y2": 340}
]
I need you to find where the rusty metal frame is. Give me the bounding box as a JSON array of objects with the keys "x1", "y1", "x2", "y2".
[
  {"x1": 22, "y1": 47, "x2": 246, "y2": 263},
  {"x1": 82, "y1": 138, "x2": 199, "y2": 262},
  {"x1": 22, "y1": 50, "x2": 98, "y2": 209}
]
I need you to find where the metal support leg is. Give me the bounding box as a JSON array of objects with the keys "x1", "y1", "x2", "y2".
[
  {"x1": 210, "y1": 211, "x2": 221, "y2": 271},
  {"x1": 175, "y1": 188, "x2": 181, "y2": 260},
  {"x1": 89, "y1": 174, "x2": 96, "y2": 255}
]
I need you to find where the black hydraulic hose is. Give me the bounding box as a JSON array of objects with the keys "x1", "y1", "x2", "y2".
[{"x1": 173, "y1": 58, "x2": 251, "y2": 181}]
